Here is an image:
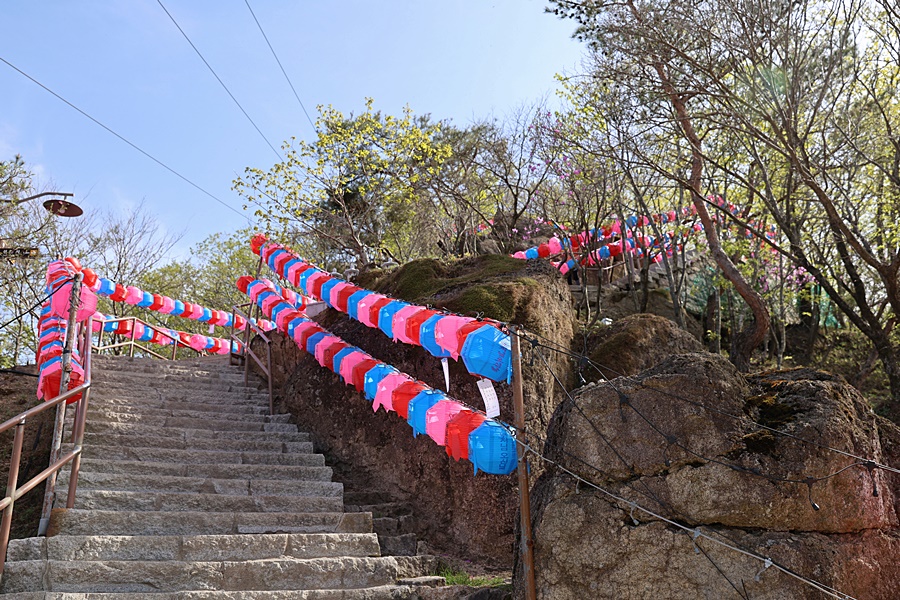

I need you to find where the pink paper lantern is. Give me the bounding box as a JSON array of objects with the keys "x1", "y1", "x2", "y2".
[
  {"x1": 392, "y1": 305, "x2": 424, "y2": 344},
  {"x1": 513, "y1": 251, "x2": 526, "y2": 259},
  {"x1": 189, "y1": 334, "x2": 208, "y2": 352},
  {"x1": 373, "y1": 373, "x2": 412, "y2": 413},
  {"x1": 124, "y1": 286, "x2": 144, "y2": 305},
  {"x1": 434, "y1": 315, "x2": 472, "y2": 360},
  {"x1": 189, "y1": 304, "x2": 205, "y2": 320},
  {"x1": 314, "y1": 335, "x2": 341, "y2": 367},
  {"x1": 357, "y1": 294, "x2": 387, "y2": 328},
  {"x1": 329, "y1": 282, "x2": 353, "y2": 308},
  {"x1": 291, "y1": 321, "x2": 319, "y2": 346},
  {"x1": 548, "y1": 237, "x2": 562, "y2": 254},
  {"x1": 155, "y1": 296, "x2": 171, "y2": 314},
  {"x1": 338, "y1": 351, "x2": 369, "y2": 384},
  {"x1": 50, "y1": 283, "x2": 99, "y2": 323},
  {"x1": 425, "y1": 400, "x2": 467, "y2": 445}
]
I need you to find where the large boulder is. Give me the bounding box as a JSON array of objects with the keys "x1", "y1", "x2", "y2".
[
  {"x1": 526, "y1": 353, "x2": 900, "y2": 599},
  {"x1": 584, "y1": 313, "x2": 703, "y2": 382}
]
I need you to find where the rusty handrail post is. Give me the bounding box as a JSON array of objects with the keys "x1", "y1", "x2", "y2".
[
  {"x1": 66, "y1": 317, "x2": 93, "y2": 508},
  {"x1": 0, "y1": 421, "x2": 26, "y2": 575},
  {"x1": 266, "y1": 341, "x2": 274, "y2": 416},
  {"x1": 129, "y1": 317, "x2": 136, "y2": 358},
  {"x1": 38, "y1": 273, "x2": 82, "y2": 536},
  {"x1": 510, "y1": 326, "x2": 537, "y2": 600}
]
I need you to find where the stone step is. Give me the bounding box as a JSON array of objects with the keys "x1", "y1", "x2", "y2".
[
  {"x1": 80, "y1": 433, "x2": 313, "y2": 454},
  {"x1": 73, "y1": 406, "x2": 291, "y2": 425},
  {"x1": 47, "y1": 509, "x2": 373, "y2": 537},
  {"x1": 95, "y1": 378, "x2": 263, "y2": 392},
  {"x1": 7, "y1": 533, "x2": 382, "y2": 562},
  {"x1": 87, "y1": 397, "x2": 270, "y2": 415},
  {"x1": 69, "y1": 458, "x2": 333, "y2": 482},
  {"x1": 57, "y1": 471, "x2": 343, "y2": 497},
  {"x1": 69, "y1": 420, "x2": 301, "y2": 437},
  {"x1": 9, "y1": 585, "x2": 433, "y2": 599},
  {"x1": 91, "y1": 370, "x2": 251, "y2": 383},
  {"x1": 78, "y1": 445, "x2": 323, "y2": 466},
  {"x1": 58, "y1": 489, "x2": 343, "y2": 514},
  {"x1": 0, "y1": 556, "x2": 432, "y2": 593},
  {"x1": 90, "y1": 386, "x2": 265, "y2": 400}
]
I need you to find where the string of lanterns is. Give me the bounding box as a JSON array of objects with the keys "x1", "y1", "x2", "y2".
[
  {"x1": 250, "y1": 235, "x2": 513, "y2": 384},
  {"x1": 238, "y1": 275, "x2": 517, "y2": 476}
]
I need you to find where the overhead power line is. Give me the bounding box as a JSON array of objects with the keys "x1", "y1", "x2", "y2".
[
  {"x1": 0, "y1": 56, "x2": 253, "y2": 226},
  {"x1": 243, "y1": 0, "x2": 317, "y2": 134},
  {"x1": 155, "y1": 0, "x2": 283, "y2": 160}
]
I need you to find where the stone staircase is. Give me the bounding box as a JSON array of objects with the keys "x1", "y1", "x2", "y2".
[{"x1": 1, "y1": 354, "x2": 439, "y2": 598}]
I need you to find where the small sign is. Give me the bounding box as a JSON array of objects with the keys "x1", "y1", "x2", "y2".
[
  {"x1": 441, "y1": 357, "x2": 451, "y2": 392},
  {"x1": 0, "y1": 247, "x2": 39, "y2": 258},
  {"x1": 477, "y1": 378, "x2": 500, "y2": 418}
]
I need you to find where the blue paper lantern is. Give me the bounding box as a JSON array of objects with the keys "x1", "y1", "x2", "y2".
[
  {"x1": 419, "y1": 314, "x2": 452, "y2": 358},
  {"x1": 468, "y1": 421, "x2": 517, "y2": 475},
  {"x1": 198, "y1": 308, "x2": 212, "y2": 322},
  {"x1": 305, "y1": 331, "x2": 328, "y2": 355},
  {"x1": 283, "y1": 258, "x2": 302, "y2": 276},
  {"x1": 270, "y1": 303, "x2": 291, "y2": 322},
  {"x1": 378, "y1": 301, "x2": 408, "y2": 340},
  {"x1": 320, "y1": 279, "x2": 340, "y2": 307},
  {"x1": 287, "y1": 317, "x2": 308, "y2": 338},
  {"x1": 137, "y1": 291, "x2": 154, "y2": 308},
  {"x1": 97, "y1": 278, "x2": 116, "y2": 296},
  {"x1": 173, "y1": 300, "x2": 185, "y2": 315},
  {"x1": 347, "y1": 290, "x2": 370, "y2": 320},
  {"x1": 525, "y1": 247, "x2": 539, "y2": 260},
  {"x1": 407, "y1": 389, "x2": 446, "y2": 437},
  {"x1": 297, "y1": 268, "x2": 319, "y2": 295},
  {"x1": 626, "y1": 215, "x2": 638, "y2": 228},
  {"x1": 363, "y1": 364, "x2": 397, "y2": 401},
  {"x1": 332, "y1": 346, "x2": 357, "y2": 374},
  {"x1": 460, "y1": 325, "x2": 512, "y2": 383},
  {"x1": 267, "y1": 249, "x2": 287, "y2": 271}
]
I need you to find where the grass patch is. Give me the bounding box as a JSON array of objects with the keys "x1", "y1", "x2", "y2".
[{"x1": 437, "y1": 567, "x2": 508, "y2": 588}]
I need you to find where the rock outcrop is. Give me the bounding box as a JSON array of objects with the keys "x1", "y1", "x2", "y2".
[{"x1": 527, "y1": 353, "x2": 900, "y2": 599}]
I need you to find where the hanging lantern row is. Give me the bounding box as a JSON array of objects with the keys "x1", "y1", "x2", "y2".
[
  {"x1": 90, "y1": 312, "x2": 242, "y2": 354},
  {"x1": 513, "y1": 196, "x2": 778, "y2": 271},
  {"x1": 239, "y1": 276, "x2": 517, "y2": 476},
  {"x1": 53, "y1": 257, "x2": 276, "y2": 332},
  {"x1": 249, "y1": 236, "x2": 512, "y2": 384},
  {"x1": 36, "y1": 259, "x2": 91, "y2": 403}
]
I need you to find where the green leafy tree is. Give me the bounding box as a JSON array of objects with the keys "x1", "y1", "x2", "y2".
[{"x1": 234, "y1": 99, "x2": 450, "y2": 270}]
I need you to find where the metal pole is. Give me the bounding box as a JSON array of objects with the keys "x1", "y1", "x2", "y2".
[
  {"x1": 66, "y1": 317, "x2": 93, "y2": 508},
  {"x1": 38, "y1": 272, "x2": 82, "y2": 536},
  {"x1": 0, "y1": 422, "x2": 26, "y2": 575},
  {"x1": 266, "y1": 342, "x2": 274, "y2": 416},
  {"x1": 129, "y1": 317, "x2": 136, "y2": 358},
  {"x1": 511, "y1": 326, "x2": 537, "y2": 600}
]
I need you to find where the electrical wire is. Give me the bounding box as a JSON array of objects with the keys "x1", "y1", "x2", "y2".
[
  {"x1": 243, "y1": 0, "x2": 317, "y2": 134},
  {"x1": 156, "y1": 0, "x2": 283, "y2": 161},
  {"x1": 0, "y1": 277, "x2": 72, "y2": 332},
  {"x1": 0, "y1": 56, "x2": 253, "y2": 226}
]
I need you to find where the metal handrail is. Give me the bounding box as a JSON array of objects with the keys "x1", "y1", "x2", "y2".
[
  {"x1": 0, "y1": 316, "x2": 93, "y2": 576},
  {"x1": 229, "y1": 302, "x2": 273, "y2": 416},
  {"x1": 93, "y1": 316, "x2": 199, "y2": 360}
]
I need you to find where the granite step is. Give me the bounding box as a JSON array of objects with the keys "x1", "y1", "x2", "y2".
[
  {"x1": 57, "y1": 490, "x2": 343, "y2": 514},
  {"x1": 7, "y1": 533, "x2": 382, "y2": 562},
  {"x1": 66, "y1": 458, "x2": 333, "y2": 482},
  {"x1": 80, "y1": 433, "x2": 313, "y2": 454},
  {"x1": 47, "y1": 509, "x2": 373, "y2": 537},
  {"x1": 57, "y1": 471, "x2": 343, "y2": 497},
  {"x1": 77, "y1": 444, "x2": 323, "y2": 466},
  {"x1": 0, "y1": 556, "x2": 435, "y2": 593}
]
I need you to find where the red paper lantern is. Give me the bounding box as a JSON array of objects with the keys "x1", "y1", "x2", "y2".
[
  {"x1": 445, "y1": 410, "x2": 487, "y2": 461},
  {"x1": 391, "y1": 381, "x2": 428, "y2": 419},
  {"x1": 351, "y1": 358, "x2": 379, "y2": 393}
]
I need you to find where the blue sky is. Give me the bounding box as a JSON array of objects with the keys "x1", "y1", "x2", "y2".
[{"x1": 1, "y1": 1, "x2": 584, "y2": 260}]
